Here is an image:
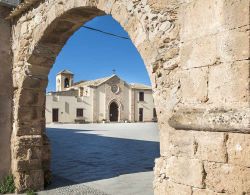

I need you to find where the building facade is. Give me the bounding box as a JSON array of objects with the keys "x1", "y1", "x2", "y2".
[{"x1": 46, "y1": 70, "x2": 156, "y2": 123}]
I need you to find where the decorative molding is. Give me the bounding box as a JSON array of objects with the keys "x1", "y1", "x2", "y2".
[{"x1": 168, "y1": 107, "x2": 250, "y2": 134}]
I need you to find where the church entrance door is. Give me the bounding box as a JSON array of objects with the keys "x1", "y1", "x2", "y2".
[{"x1": 109, "y1": 102, "x2": 119, "y2": 122}]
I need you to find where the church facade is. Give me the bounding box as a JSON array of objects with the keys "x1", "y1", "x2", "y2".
[{"x1": 46, "y1": 70, "x2": 156, "y2": 123}]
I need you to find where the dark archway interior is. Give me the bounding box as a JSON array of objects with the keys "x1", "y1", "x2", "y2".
[
  {"x1": 64, "y1": 78, "x2": 69, "y2": 88},
  {"x1": 109, "y1": 102, "x2": 119, "y2": 122}
]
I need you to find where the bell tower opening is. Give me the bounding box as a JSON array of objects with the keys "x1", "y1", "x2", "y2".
[{"x1": 56, "y1": 70, "x2": 74, "y2": 91}]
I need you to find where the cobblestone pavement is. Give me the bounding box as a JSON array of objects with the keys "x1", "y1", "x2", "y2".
[{"x1": 39, "y1": 123, "x2": 159, "y2": 195}]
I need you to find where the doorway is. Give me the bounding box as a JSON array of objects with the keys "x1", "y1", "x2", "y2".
[
  {"x1": 52, "y1": 108, "x2": 59, "y2": 122},
  {"x1": 139, "y1": 108, "x2": 143, "y2": 122},
  {"x1": 109, "y1": 102, "x2": 119, "y2": 122}
]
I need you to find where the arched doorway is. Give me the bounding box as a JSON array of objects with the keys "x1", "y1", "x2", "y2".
[{"x1": 109, "y1": 101, "x2": 119, "y2": 122}]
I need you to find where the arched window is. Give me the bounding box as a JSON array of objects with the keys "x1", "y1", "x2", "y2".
[{"x1": 64, "y1": 78, "x2": 70, "y2": 88}]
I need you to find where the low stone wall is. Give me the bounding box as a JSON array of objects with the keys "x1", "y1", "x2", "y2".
[{"x1": 0, "y1": 6, "x2": 12, "y2": 180}]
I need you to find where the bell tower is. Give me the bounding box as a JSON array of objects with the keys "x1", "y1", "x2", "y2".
[{"x1": 56, "y1": 70, "x2": 74, "y2": 91}]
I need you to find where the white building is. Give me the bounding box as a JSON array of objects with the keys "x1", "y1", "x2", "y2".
[{"x1": 46, "y1": 70, "x2": 157, "y2": 123}]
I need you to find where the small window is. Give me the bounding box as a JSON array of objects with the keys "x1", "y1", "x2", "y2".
[
  {"x1": 64, "y1": 78, "x2": 70, "y2": 88},
  {"x1": 79, "y1": 87, "x2": 84, "y2": 97},
  {"x1": 139, "y1": 92, "x2": 144, "y2": 101},
  {"x1": 76, "y1": 108, "x2": 83, "y2": 117}
]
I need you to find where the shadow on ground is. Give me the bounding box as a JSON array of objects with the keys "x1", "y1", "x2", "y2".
[{"x1": 45, "y1": 128, "x2": 160, "y2": 189}]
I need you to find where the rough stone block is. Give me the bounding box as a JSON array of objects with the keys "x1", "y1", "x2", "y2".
[
  {"x1": 169, "y1": 130, "x2": 195, "y2": 158},
  {"x1": 15, "y1": 170, "x2": 44, "y2": 192},
  {"x1": 14, "y1": 159, "x2": 42, "y2": 172},
  {"x1": 180, "y1": 0, "x2": 218, "y2": 41},
  {"x1": 165, "y1": 180, "x2": 192, "y2": 195},
  {"x1": 17, "y1": 106, "x2": 44, "y2": 122},
  {"x1": 154, "y1": 157, "x2": 165, "y2": 177},
  {"x1": 28, "y1": 64, "x2": 51, "y2": 77},
  {"x1": 204, "y1": 162, "x2": 250, "y2": 194},
  {"x1": 217, "y1": 29, "x2": 249, "y2": 62},
  {"x1": 19, "y1": 89, "x2": 45, "y2": 106},
  {"x1": 193, "y1": 131, "x2": 227, "y2": 163},
  {"x1": 97, "y1": 0, "x2": 116, "y2": 14},
  {"x1": 22, "y1": 76, "x2": 48, "y2": 90},
  {"x1": 165, "y1": 156, "x2": 204, "y2": 188},
  {"x1": 208, "y1": 60, "x2": 249, "y2": 104},
  {"x1": 216, "y1": 0, "x2": 250, "y2": 31},
  {"x1": 13, "y1": 136, "x2": 43, "y2": 161},
  {"x1": 181, "y1": 0, "x2": 249, "y2": 41},
  {"x1": 154, "y1": 179, "x2": 192, "y2": 195},
  {"x1": 192, "y1": 188, "x2": 224, "y2": 195},
  {"x1": 180, "y1": 67, "x2": 209, "y2": 103},
  {"x1": 15, "y1": 123, "x2": 44, "y2": 136},
  {"x1": 180, "y1": 35, "x2": 217, "y2": 69},
  {"x1": 227, "y1": 133, "x2": 250, "y2": 167},
  {"x1": 159, "y1": 128, "x2": 171, "y2": 157}
]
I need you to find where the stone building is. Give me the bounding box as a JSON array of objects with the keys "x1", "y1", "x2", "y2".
[{"x1": 46, "y1": 70, "x2": 156, "y2": 123}]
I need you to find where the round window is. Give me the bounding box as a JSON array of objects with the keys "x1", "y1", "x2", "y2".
[{"x1": 111, "y1": 85, "x2": 119, "y2": 94}]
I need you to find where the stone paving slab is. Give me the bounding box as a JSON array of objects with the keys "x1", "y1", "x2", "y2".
[{"x1": 8, "y1": 123, "x2": 159, "y2": 195}]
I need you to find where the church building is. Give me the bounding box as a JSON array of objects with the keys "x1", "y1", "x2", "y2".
[{"x1": 46, "y1": 70, "x2": 157, "y2": 123}]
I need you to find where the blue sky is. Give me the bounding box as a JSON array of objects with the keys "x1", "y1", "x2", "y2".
[{"x1": 47, "y1": 15, "x2": 151, "y2": 92}]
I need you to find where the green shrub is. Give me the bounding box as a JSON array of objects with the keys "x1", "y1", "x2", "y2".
[
  {"x1": 0, "y1": 175, "x2": 15, "y2": 194},
  {"x1": 26, "y1": 189, "x2": 37, "y2": 195}
]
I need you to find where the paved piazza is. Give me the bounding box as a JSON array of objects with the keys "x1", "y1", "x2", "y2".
[{"x1": 39, "y1": 123, "x2": 159, "y2": 195}]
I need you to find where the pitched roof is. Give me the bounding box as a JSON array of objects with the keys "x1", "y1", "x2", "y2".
[
  {"x1": 57, "y1": 70, "x2": 74, "y2": 75},
  {"x1": 73, "y1": 74, "x2": 116, "y2": 87},
  {"x1": 130, "y1": 83, "x2": 152, "y2": 90}
]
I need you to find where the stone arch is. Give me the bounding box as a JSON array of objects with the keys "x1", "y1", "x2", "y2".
[
  {"x1": 12, "y1": 0, "x2": 180, "y2": 192},
  {"x1": 10, "y1": 0, "x2": 250, "y2": 194},
  {"x1": 109, "y1": 100, "x2": 120, "y2": 122},
  {"x1": 108, "y1": 99, "x2": 122, "y2": 122}
]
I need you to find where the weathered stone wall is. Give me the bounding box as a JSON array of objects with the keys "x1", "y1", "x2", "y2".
[
  {"x1": 0, "y1": 6, "x2": 12, "y2": 181},
  {"x1": 3, "y1": 0, "x2": 250, "y2": 193},
  {"x1": 154, "y1": 0, "x2": 250, "y2": 194}
]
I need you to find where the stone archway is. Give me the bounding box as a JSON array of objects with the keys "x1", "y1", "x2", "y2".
[
  {"x1": 6, "y1": 0, "x2": 250, "y2": 194},
  {"x1": 11, "y1": 0, "x2": 179, "y2": 192},
  {"x1": 109, "y1": 101, "x2": 119, "y2": 122}
]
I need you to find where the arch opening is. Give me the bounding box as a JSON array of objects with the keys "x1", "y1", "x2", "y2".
[
  {"x1": 11, "y1": 3, "x2": 163, "y2": 193},
  {"x1": 109, "y1": 101, "x2": 119, "y2": 122}
]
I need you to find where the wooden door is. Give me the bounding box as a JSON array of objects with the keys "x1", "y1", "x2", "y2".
[
  {"x1": 109, "y1": 102, "x2": 119, "y2": 122},
  {"x1": 52, "y1": 108, "x2": 59, "y2": 122},
  {"x1": 139, "y1": 108, "x2": 143, "y2": 122}
]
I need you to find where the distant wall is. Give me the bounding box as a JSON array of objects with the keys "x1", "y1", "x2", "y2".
[
  {"x1": 46, "y1": 94, "x2": 93, "y2": 123},
  {"x1": 0, "y1": 6, "x2": 12, "y2": 180},
  {"x1": 134, "y1": 90, "x2": 155, "y2": 122}
]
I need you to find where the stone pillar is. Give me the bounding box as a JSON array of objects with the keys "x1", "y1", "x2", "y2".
[
  {"x1": 0, "y1": 6, "x2": 12, "y2": 181},
  {"x1": 154, "y1": 0, "x2": 250, "y2": 194}
]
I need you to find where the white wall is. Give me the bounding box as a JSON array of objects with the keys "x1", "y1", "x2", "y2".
[
  {"x1": 46, "y1": 93, "x2": 93, "y2": 123},
  {"x1": 134, "y1": 90, "x2": 155, "y2": 122}
]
